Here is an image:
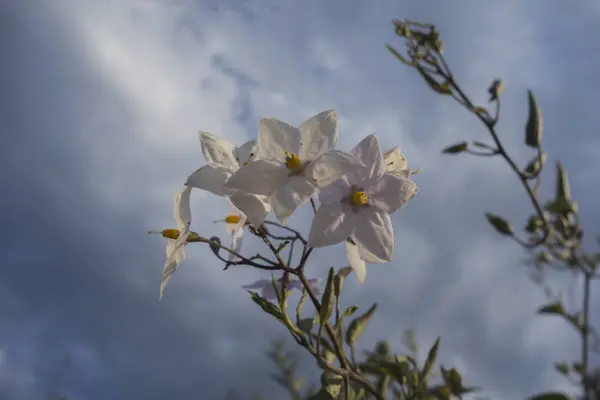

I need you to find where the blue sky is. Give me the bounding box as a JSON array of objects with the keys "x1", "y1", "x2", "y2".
[{"x1": 1, "y1": 1, "x2": 600, "y2": 399}]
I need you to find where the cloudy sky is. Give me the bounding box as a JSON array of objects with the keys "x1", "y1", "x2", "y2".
[{"x1": 2, "y1": 0, "x2": 600, "y2": 399}]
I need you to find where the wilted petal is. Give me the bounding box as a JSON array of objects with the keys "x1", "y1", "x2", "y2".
[
  {"x1": 346, "y1": 241, "x2": 366, "y2": 284},
  {"x1": 229, "y1": 191, "x2": 271, "y2": 226},
  {"x1": 298, "y1": 110, "x2": 338, "y2": 160},
  {"x1": 271, "y1": 176, "x2": 316, "y2": 224},
  {"x1": 353, "y1": 208, "x2": 394, "y2": 262},
  {"x1": 185, "y1": 165, "x2": 231, "y2": 197},
  {"x1": 225, "y1": 159, "x2": 289, "y2": 196},
  {"x1": 199, "y1": 131, "x2": 238, "y2": 170},
  {"x1": 307, "y1": 203, "x2": 355, "y2": 248},
  {"x1": 383, "y1": 147, "x2": 408, "y2": 173},
  {"x1": 369, "y1": 173, "x2": 418, "y2": 214},
  {"x1": 306, "y1": 150, "x2": 360, "y2": 188},
  {"x1": 318, "y1": 177, "x2": 350, "y2": 204},
  {"x1": 351, "y1": 134, "x2": 384, "y2": 184},
  {"x1": 258, "y1": 118, "x2": 301, "y2": 161}
]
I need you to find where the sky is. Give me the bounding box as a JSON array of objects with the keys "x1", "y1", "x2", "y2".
[{"x1": 1, "y1": 0, "x2": 600, "y2": 399}]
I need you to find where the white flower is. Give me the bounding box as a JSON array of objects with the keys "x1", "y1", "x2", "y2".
[
  {"x1": 345, "y1": 239, "x2": 385, "y2": 284},
  {"x1": 383, "y1": 147, "x2": 420, "y2": 178},
  {"x1": 307, "y1": 134, "x2": 418, "y2": 261},
  {"x1": 213, "y1": 206, "x2": 247, "y2": 261},
  {"x1": 242, "y1": 277, "x2": 321, "y2": 300},
  {"x1": 185, "y1": 132, "x2": 270, "y2": 226},
  {"x1": 225, "y1": 110, "x2": 358, "y2": 224},
  {"x1": 149, "y1": 187, "x2": 192, "y2": 300}
]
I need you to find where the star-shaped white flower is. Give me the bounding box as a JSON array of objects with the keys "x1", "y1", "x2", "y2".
[
  {"x1": 225, "y1": 110, "x2": 358, "y2": 224},
  {"x1": 213, "y1": 206, "x2": 247, "y2": 261},
  {"x1": 242, "y1": 277, "x2": 321, "y2": 300},
  {"x1": 149, "y1": 187, "x2": 192, "y2": 300},
  {"x1": 185, "y1": 132, "x2": 270, "y2": 226},
  {"x1": 307, "y1": 134, "x2": 418, "y2": 261}
]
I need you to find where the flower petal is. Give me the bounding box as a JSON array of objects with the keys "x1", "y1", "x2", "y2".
[
  {"x1": 229, "y1": 229, "x2": 244, "y2": 261},
  {"x1": 271, "y1": 176, "x2": 316, "y2": 224},
  {"x1": 307, "y1": 202, "x2": 355, "y2": 248},
  {"x1": 352, "y1": 208, "x2": 394, "y2": 262},
  {"x1": 225, "y1": 159, "x2": 289, "y2": 196},
  {"x1": 199, "y1": 131, "x2": 238, "y2": 171},
  {"x1": 346, "y1": 241, "x2": 367, "y2": 284},
  {"x1": 357, "y1": 244, "x2": 385, "y2": 264},
  {"x1": 185, "y1": 165, "x2": 231, "y2": 197},
  {"x1": 257, "y1": 118, "x2": 301, "y2": 161},
  {"x1": 369, "y1": 173, "x2": 418, "y2": 214},
  {"x1": 383, "y1": 147, "x2": 408, "y2": 173},
  {"x1": 261, "y1": 284, "x2": 278, "y2": 300},
  {"x1": 235, "y1": 139, "x2": 257, "y2": 166},
  {"x1": 160, "y1": 241, "x2": 186, "y2": 300},
  {"x1": 350, "y1": 134, "x2": 384, "y2": 184},
  {"x1": 318, "y1": 176, "x2": 350, "y2": 204},
  {"x1": 298, "y1": 110, "x2": 338, "y2": 160},
  {"x1": 306, "y1": 150, "x2": 360, "y2": 188},
  {"x1": 229, "y1": 191, "x2": 271, "y2": 226},
  {"x1": 175, "y1": 186, "x2": 192, "y2": 230},
  {"x1": 242, "y1": 279, "x2": 270, "y2": 290}
]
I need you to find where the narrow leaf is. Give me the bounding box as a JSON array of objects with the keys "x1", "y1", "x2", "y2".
[
  {"x1": 416, "y1": 66, "x2": 451, "y2": 95},
  {"x1": 485, "y1": 213, "x2": 514, "y2": 236},
  {"x1": 422, "y1": 337, "x2": 441, "y2": 380},
  {"x1": 346, "y1": 304, "x2": 377, "y2": 346},
  {"x1": 319, "y1": 267, "x2": 335, "y2": 326},
  {"x1": 537, "y1": 301, "x2": 565, "y2": 316},
  {"x1": 442, "y1": 142, "x2": 468, "y2": 154},
  {"x1": 525, "y1": 89, "x2": 543, "y2": 148}
]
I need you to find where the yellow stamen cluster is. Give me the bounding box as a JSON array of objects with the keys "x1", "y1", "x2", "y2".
[
  {"x1": 284, "y1": 152, "x2": 302, "y2": 170},
  {"x1": 161, "y1": 229, "x2": 180, "y2": 239},
  {"x1": 350, "y1": 191, "x2": 368, "y2": 206},
  {"x1": 225, "y1": 215, "x2": 241, "y2": 224}
]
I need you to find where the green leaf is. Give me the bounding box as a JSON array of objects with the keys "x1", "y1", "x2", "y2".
[
  {"x1": 485, "y1": 213, "x2": 514, "y2": 236},
  {"x1": 416, "y1": 65, "x2": 451, "y2": 95},
  {"x1": 308, "y1": 388, "x2": 335, "y2": 400},
  {"x1": 297, "y1": 318, "x2": 315, "y2": 335},
  {"x1": 525, "y1": 89, "x2": 543, "y2": 148},
  {"x1": 421, "y1": 337, "x2": 441, "y2": 380},
  {"x1": 377, "y1": 359, "x2": 410, "y2": 384},
  {"x1": 441, "y1": 142, "x2": 468, "y2": 154},
  {"x1": 488, "y1": 79, "x2": 504, "y2": 101},
  {"x1": 319, "y1": 268, "x2": 335, "y2": 326},
  {"x1": 554, "y1": 362, "x2": 569, "y2": 376},
  {"x1": 345, "y1": 304, "x2": 377, "y2": 346},
  {"x1": 555, "y1": 161, "x2": 572, "y2": 202},
  {"x1": 528, "y1": 392, "x2": 570, "y2": 400},
  {"x1": 537, "y1": 301, "x2": 565, "y2": 316},
  {"x1": 386, "y1": 44, "x2": 413, "y2": 65},
  {"x1": 342, "y1": 305, "x2": 359, "y2": 319},
  {"x1": 524, "y1": 151, "x2": 547, "y2": 175},
  {"x1": 248, "y1": 291, "x2": 285, "y2": 323},
  {"x1": 295, "y1": 288, "x2": 308, "y2": 326},
  {"x1": 320, "y1": 371, "x2": 343, "y2": 397}
]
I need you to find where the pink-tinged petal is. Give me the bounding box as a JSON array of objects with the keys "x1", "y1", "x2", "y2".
[
  {"x1": 242, "y1": 279, "x2": 271, "y2": 290},
  {"x1": 298, "y1": 110, "x2": 339, "y2": 160},
  {"x1": 307, "y1": 278, "x2": 321, "y2": 296},
  {"x1": 350, "y1": 134, "x2": 384, "y2": 184},
  {"x1": 368, "y1": 173, "x2": 418, "y2": 214},
  {"x1": 261, "y1": 284, "x2": 278, "y2": 300},
  {"x1": 257, "y1": 118, "x2": 301, "y2": 161},
  {"x1": 352, "y1": 208, "x2": 394, "y2": 262},
  {"x1": 225, "y1": 159, "x2": 289, "y2": 196},
  {"x1": 271, "y1": 177, "x2": 316, "y2": 224},
  {"x1": 345, "y1": 241, "x2": 367, "y2": 284},
  {"x1": 307, "y1": 203, "x2": 355, "y2": 248},
  {"x1": 199, "y1": 131, "x2": 238, "y2": 171},
  {"x1": 229, "y1": 191, "x2": 271, "y2": 226},
  {"x1": 318, "y1": 177, "x2": 350, "y2": 204},
  {"x1": 185, "y1": 165, "x2": 231, "y2": 197},
  {"x1": 305, "y1": 150, "x2": 360, "y2": 188}
]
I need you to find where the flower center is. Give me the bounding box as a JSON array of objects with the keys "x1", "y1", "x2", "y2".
[
  {"x1": 161, "y1": 229, "x2": 180, "y2": 239},
  {"x1": 350, "y1": 191, "x2": 369, "y2": 206},
  {"x1": 225, "y1": 214, "x2": 241, "y2": 224},
  {"x1": 285, "y1": 152, "x2": 302, "y2": 170}
]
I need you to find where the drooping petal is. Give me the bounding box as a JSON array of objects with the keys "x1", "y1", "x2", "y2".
[
  {"x1": 318, "y1": 176, "x2": 350, "y2": 204},
  {"x1": 271, "y1": 176, "x2": 316, "y2": 224},
  {"x1": 160, "y1": 240, "x2": 186, "y2": 300},
  {"x1": 257, "y1": 118, "x2": 301, "y2": 161},
  {"x1": 369, "y1": 173, "x2": 419, "y2": 214},
  {"x1": 242, "y1": 279, "x2": 270, "y2": 290},
  {"x1": 298, "y1": 110, "x2": 338, "y2": 160},
  {"x1": 261, "y1": 283, "x2": 278, "y2": 300},
  {"x1": 229, "y1": 191, "x2": 271, "y2": 226},
  {"x1": 175, "y1": 186, "x2": 192, "y2": 230},
  {"x1": 225, "y1": 159, "x2": 289, "y2": 196},
  {"x1": 357, "y1": 244, "x2": 385, "y2": 264},
  {"x1": 346, "y1": 240, "x2": 367, "y2": 284},
  {"x1": 199, "y1": 131, "x2": 238, "y2": 171},
  {"x1": 350, "y1": 134, "x2": 384, "y2": 184},
  {"x1": 383, "y1": 147, "x2": 408, "y2": 173},
  {"x1": 352, "y1": 208, "x2": 394, "y2": 262},
  {"x1": 235, "y1": 140, "x2": 257, "y2": 166},
  {"x1": 185, "y1": 165, "x2": 232, "y2": 197},
  {"x1": 229, "y1": 229, "x2": 244, "y2": 261},
  {"x1": 307, "y1": 203, "x2": 355, "y2": 248},
  {"x1": 305, "y1": 150, "x2": 360, "y2": 189}
]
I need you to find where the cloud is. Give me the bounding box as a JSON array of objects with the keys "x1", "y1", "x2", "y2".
[{"x1": 1, "y1": 0, "x2": 599, "y2": 399}]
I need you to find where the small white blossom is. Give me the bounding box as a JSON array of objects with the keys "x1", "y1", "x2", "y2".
[
  {"x1": 213, "y1": 206, "x2": 247, "y2": 261},
  {"x1": 185, "y1": 132, "x2": 270, "y2": 226},
  {"x1": 307, "y1": 134, "x2": 418, "y2": 261},
  {"x1": 225, "y1": 110, "x2": 358, "y2": 224},
  {"x1": 242, "y1": 277, "x2": 321, "y2": 300}
]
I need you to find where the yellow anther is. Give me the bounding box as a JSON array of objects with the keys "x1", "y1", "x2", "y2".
[
  {"x1": 225, "y1": 215, "x2": 241, "y2": 224},
  {"x1": 242, "y1": 161, "x2": 249, "y2": 166},
  {"x1": 350, "y1": 191, "x2": 369, "y2": 206},
  {"x1": 285, "y1": 152, "x2": 302, "y2": 170},
  {"x1": 161, "y1": 229, "x2": 180, "y2": 239}
]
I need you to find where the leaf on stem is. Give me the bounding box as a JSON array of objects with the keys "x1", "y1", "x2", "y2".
[
  {"x1": 488, "y1": 79, "x2": 504, "y2": 101},
  {"x1": 442, "y1": 142, "x2": 468, "y2": 154},
  {"x1": 319, "y1": 267, "x2": 335, "y2": 326},
  {"x1": 346, "y1": 304, "x2": 378, "y2": 346},
  {"x1": 421, "y1": 337, "x2": 441, "y2": 381},
  {"x1": 485, "y1": 213, "x2": 514, "y2": 236},
  {"x1": 248, "y1": 291, "x2": 286, "y2": 323},
  {"x1": 537, "y1": 301, "x2": 565, "y2": 316},
  {"x1": 416, "y1": 65, "x2": 451, "y2": 95},
  {"x1": 525, "y1": 89, "x2": 543, "y2": 148}
]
